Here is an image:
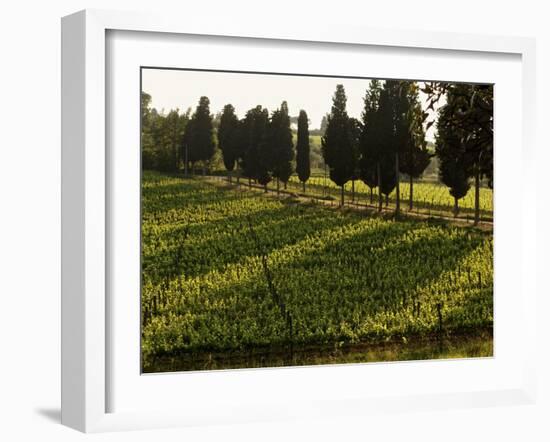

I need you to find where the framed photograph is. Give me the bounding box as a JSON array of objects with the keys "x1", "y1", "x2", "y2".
[{"x1": 61, "y1": 9, "x2": 537, "y2": 433}]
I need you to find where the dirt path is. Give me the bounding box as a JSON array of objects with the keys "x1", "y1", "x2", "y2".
[{"x1": 203, "y1": 176, "x2": 493, "y2": 231}]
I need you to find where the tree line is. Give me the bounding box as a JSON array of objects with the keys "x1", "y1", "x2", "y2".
[{"x1": 141, "y1": 79, "x2": 493, "y2": 224}]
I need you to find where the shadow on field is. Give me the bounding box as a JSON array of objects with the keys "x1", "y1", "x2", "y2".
[
  {"x1": 144, "y1": 216, "x2": 486, "y2": 359},
  {"x1": 143, "y1": 194, "x2": 365, "y2": 281}
]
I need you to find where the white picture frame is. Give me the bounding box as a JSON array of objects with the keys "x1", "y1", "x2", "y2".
[{"x1": 61, "y1": 9, "x2": 537, "y2": 433}]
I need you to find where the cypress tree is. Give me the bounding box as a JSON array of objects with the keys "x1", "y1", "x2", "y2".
[
  {"x1": 387, "y1": 80, "x2": 411, "y2": 215},
  {"x1": 435, "y1": 102, "x2": 470, "y2": 216},
  {"x1": 320, "y1": 114, "x2": 329, "y2": 135},
  {"x1": 183, "y1": 96, "x2": 215, "y2": 175},
  {"x1": 241, "y1": 106, "x2": 270, "y2": 190},
  {"x1": 348, "y1": 117, "x2": 362, "y2": 203},
  {"x1": 270, "y1": 101, "x2": 294, "y2": 194},
  {"x1": 322, "y1": 84, "x2": 355, "y2": 206},
  {"x1": 181, "y1": 116, "x2": 192, "y2": 175},
  {"x1": 164, "y1": 110, "x2": 185, "y2": 173},
  {"x1": 233, "y1": 118, "x2": 249, "y2": 184},
  {"x1": 399, "y1": 86, "x2": 433, "y2": 210},
  {"x1": 376, "y1": 86, "x2": 398, "y2": 209},
  {"x1": 375, "y1": 80, "x2": 426, "y2": 215},
  {"x1": 359, "y1": 80, "x2": 382, "y2": 205},
  {"x1": 218, "y1": 104, "x2": 240, "y2": 182},
  {"x1": 397, "y1": 83, "x2": 432, "y2": 210},
  {"x1": 296, "y1": 110, "x2": 311, "y2": 193}
]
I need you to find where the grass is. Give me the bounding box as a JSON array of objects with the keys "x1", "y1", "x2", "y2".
[{"x1": 145, "y1": 329, "x2": 493, "y2": 373}]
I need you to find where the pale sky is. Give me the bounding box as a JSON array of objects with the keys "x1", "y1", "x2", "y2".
[{"x1": 142, "y1": 68, "x2": 442, "y2": 141}]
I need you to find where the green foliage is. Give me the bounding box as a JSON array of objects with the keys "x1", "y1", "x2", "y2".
[
  {"x1": 376, "y1": 86, "x2": 398, "y2": 196},
  {"x1": 359, "y1": 80, "x2": 431, "y2": 205},
  {"x1": 241, "y1": 106, "x2": 271, "y2": 184},
  {"x1": 217, "y1": 104, "x2": 240, "y2": 172},
  {"x1": 398, "y1": 83, "x2": 432, "y2": 179},
  {"x1": 436, "y1": 103, "x2": 471, "y2": 203},
  {"x1": 451, "y1": 84, "x2": 494, "y2": 188},
  {"x1": 322, "y1": 85, "x2": 355, "y2": 187},
  {"x1": 296, "y1": 110, "x2": 311, "y2": 184},
  {"x1": 423, "y1": 82, "x2": 493, "y2": 222},
  {"x1": 319, "y1": 114, "x2": 329, "y2": 135},
  {"x1": 141, "y1": 172, "x2": 493, "y2": 369},
  {"x1": 141, "y1": 91, "x2": 189, "y2": 172},
  {"x1": 359, "y1": 79, "x2": 382, "y2": 189},
  {"x1": 268, "y1": 101, "x2": 294, "y2": 184},
  {"x1": 141, "y1": 78, "x2": 492, "y2": 223},
  {"x1": 182, "y1": 96, "x2": 216, "y2": 168},
  {"x1": 434, "y1": 84, "x2": 493, "y2": 217}
]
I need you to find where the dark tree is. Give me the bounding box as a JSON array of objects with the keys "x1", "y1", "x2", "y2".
[
  {"x1": 181, "y1": 117, "x2": 193, "y2": 175},
  {"x1": 240, "y1": 105, "x2": 270, "y2": 190},
  {"x1": 373, "y1": 80, "x2": 426, "y2": 215},
  {"x1": 348, "y1": 117, "x2": 362, "y2": 202},
  {"x1": 270, "y1": 101, "x2": 294, "y2": 193},
  {"x1": 376, "y1": 85, "x2": 398, "y2": 210},
  {"x1": 435, "y1": 103, "x2": 471, "y2": 216},
  {"x1": 296, "y1": 110, "x2": 311, "y2": 192},
  {"x1": 322, "y1": 84, "x2": 355, "y2": 206},
  {"x1": 141, "y1": 91, "x2": 156, "y2": 170},
  {"x1": 386, "y1": 79, "x2": 412, "y2": 215},
  {"x1": 459, "y1": 84, "x2": 493, "y2": 224},
  {"x1": 163, "y1": 110, "x2": 186, "y2": 173},
  {"x1": 422, "y1": 82, "x2": 493, "y2": 224},
  {"x1": 232, "y1": 118, "x2": 249, "y2": 184},
  {"x1": 319, "y1": 114, "x2": 329, "y2": 135},
  {"x1": 141, "y1": 91, "x2": 190, "y2": 173},
  {"x1": 397, "y1": 83, "x2": 432, "y2": 210},
  {"x1": 359, "y1": 80, "x2": 382, "y2": 205},
  {"x1": 218, "y1": 104, "x2": 240, "y2": 182},
  {"x1": 182, "y1": 96, "x2": 215, "y2": 175}
]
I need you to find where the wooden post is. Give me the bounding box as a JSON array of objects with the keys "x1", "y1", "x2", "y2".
[
  {"x1": 454, "y1": 197, "x2": 459, "y2": 217},
  {"x1": 324, "y1": 163, "x2": 327, "y2": 197},
  {"x1": 474, "y1": 168, "x2": 480, "y2": 225},
  {"x1": 409, "y1": 174, "x2": 413, "y2": 211},
  {"x1": 377, "y1": 162, "x2": 383, "y2": 212},
  {"x1": 287, "y1": 312, "x2": 294, "y2": 360},
  {"x1": 184, "y1": 145, "x2": 188, "y2": 177},
  {"x1": 395, "y1": 152, "x2": 400, "y2": 216}
]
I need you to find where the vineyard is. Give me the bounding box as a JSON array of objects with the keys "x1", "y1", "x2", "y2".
[
  {"x1": 141, "y1": 171, "x2": 493, "y2": 372},
  {"x1": 283, "y1": 175, "x2": 492, "y2": 221},
  {"x1": 209, "y1": 171, "x2": 493, "y2": 221}
]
